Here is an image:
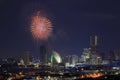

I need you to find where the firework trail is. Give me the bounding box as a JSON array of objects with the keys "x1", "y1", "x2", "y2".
[{"x1": 31, "y1": 12, "x2": 52, "y2": 40}]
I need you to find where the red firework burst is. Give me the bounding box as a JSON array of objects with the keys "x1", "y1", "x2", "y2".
[{"x1": 31, "y1": 12, "x2": 52, "y2": 40}]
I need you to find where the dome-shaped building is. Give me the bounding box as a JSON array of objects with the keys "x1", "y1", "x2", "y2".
[{"x1": 50, "y1": 51, "x2": 62, "y2": 64}]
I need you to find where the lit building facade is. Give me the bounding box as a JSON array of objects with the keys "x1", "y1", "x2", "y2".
[
  {"x1": 64, "y1": 55, "x2": 78, "y2": 67},
  {"x1": 71, "y1": 55, "x2": 78, "y2": 66},
  {"x1": 89, "y1": 35, "x2": 102, "y2": 65},
  {"x1": 90, "y1": 35, "x2": 99, "y2": 55},
  {"x1": 79, "y1": 48, "x2": 91, "y2": 64}
]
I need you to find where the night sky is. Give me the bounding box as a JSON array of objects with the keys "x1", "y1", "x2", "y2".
[{"x1": 0, "y1": 0, "x2": 120, "y2": 58}]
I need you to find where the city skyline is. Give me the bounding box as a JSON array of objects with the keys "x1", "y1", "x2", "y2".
[{"x1": 0, "y1": 0, "x2": 120, "y2": 58}]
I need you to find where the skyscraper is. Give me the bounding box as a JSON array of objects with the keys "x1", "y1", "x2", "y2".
[
  {"x1": 23, "y1": 51, "x2": 32, "y2": 66},
  {"x1": 90, "y1": 35, "x2": 99, "y2": 55},
  {"x1": 89, "y1": 35, "x2": 102, "y2": 65},
  {"x1": 40, "y1": 45, "x2": 47, "y2": 64},
  {"x1": 80, "y1": 48, "x2": 91, "y2": 64},
  {"x1": 71, "y1": 55, "x2": 78, "y2": 66}
]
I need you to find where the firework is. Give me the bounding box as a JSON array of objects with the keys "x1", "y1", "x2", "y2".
[{"x1": 31, "y1": 12, "x2": 52, "y2": 40}]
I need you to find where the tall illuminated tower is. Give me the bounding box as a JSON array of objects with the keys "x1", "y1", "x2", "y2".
[
  {"x1": 90, "y1": 35, "x2": 99, "y2": 54},
  {"x1": 89, "y1": 35, "x2": 102, "y2": 65}
]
